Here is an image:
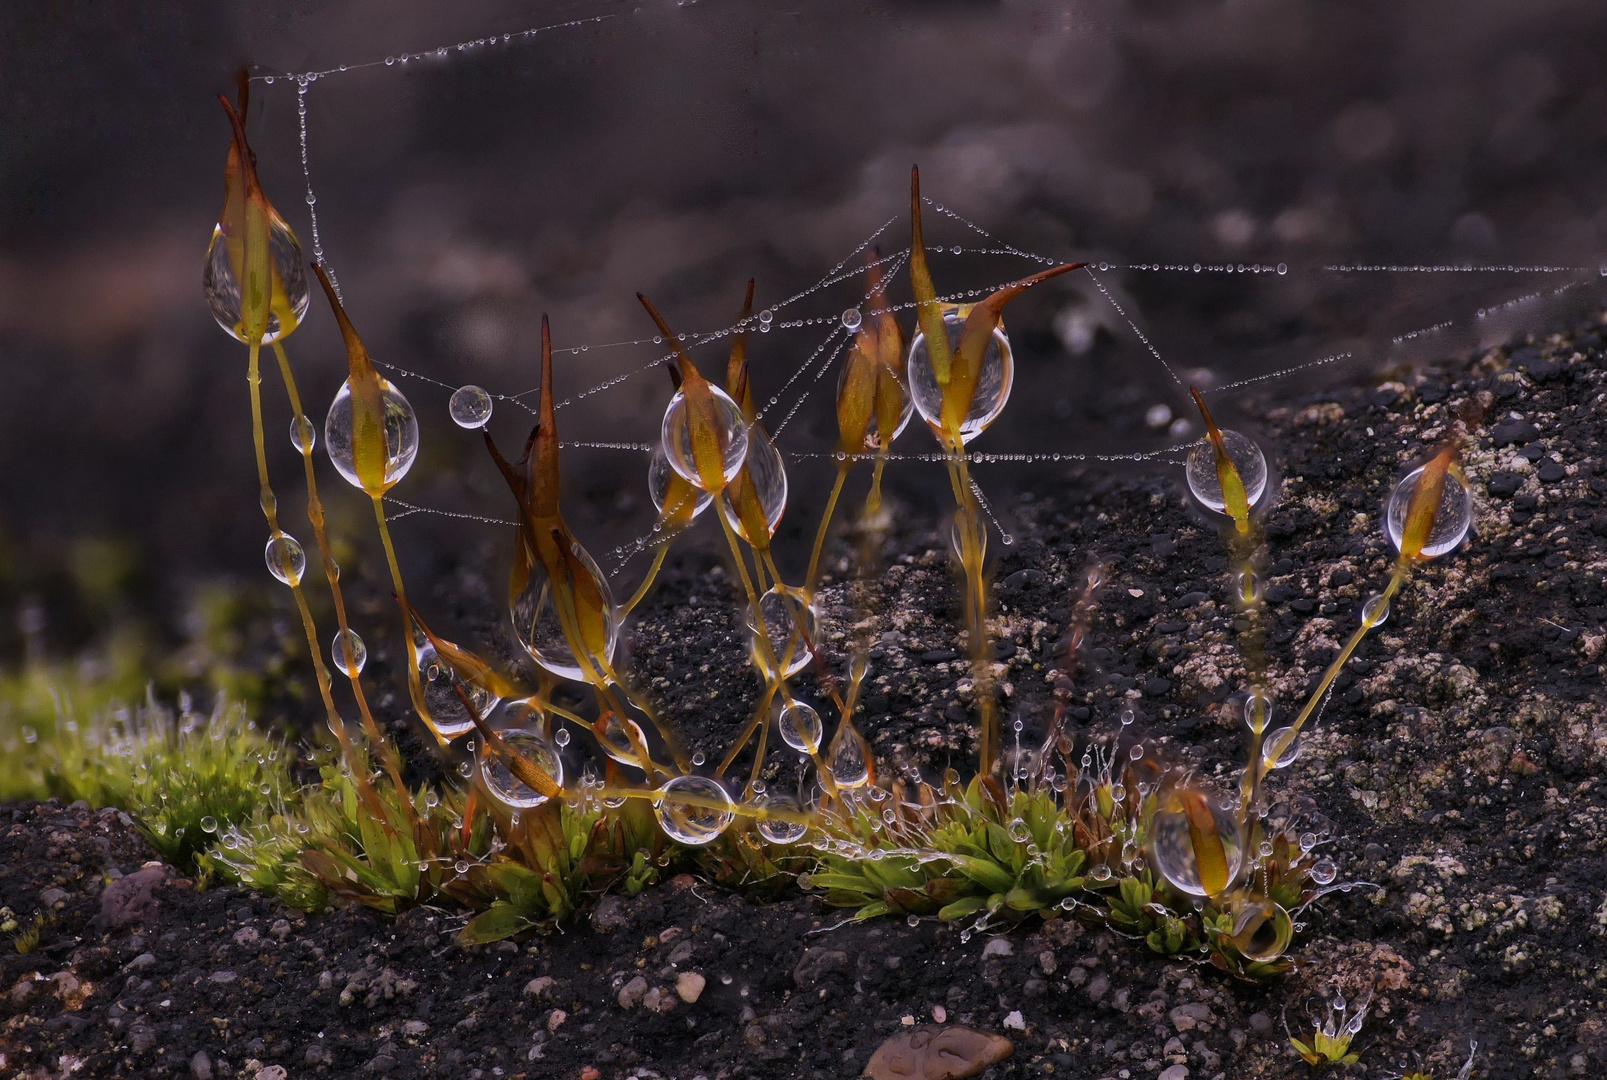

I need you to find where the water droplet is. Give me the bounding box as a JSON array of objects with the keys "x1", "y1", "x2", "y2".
[
  {"x1": 200, "y1": 815, "x2": 218, "y2": 833},
  {"x1": 1186, "y1": 429, "x2": 1268, "y2": 513},
  {"x1": 1277, "y1": 262, "x2": 1288, "y2": 275},
  {"x1": 596, "y1": 715, "x2": 650, "y2": 767},
  {"x1": 553, "y1": 728, "x2": 571, "y2": 748},
  {"x1": 417, "y1": 645, "x2": 498, "y2": 739},
  {"x1": 449, "y1": 384, "x2": 493, "y2": 429},
  {"x1": 840, "y1": 307, "x2": 862, "y2": 332},
  {"x1": 748, "y1": 586, "x2": 819, "y2": 680},
  {"x1": 265, "y1": 534, "x2": 307, "y2": 586},
  {"x1": 950, "y1": 245, "x2": 961, "y2": 255},
  {"x1": 1193, "y1": 263, "x2": 1202, "y2": 273},
  {"x1": 331, "y1": 628, "x2": 367, "y2": 676},
  {"x1": 720, "y1": 427, "x2": 788, "y2": 543},
  {"x1": 510, "y1": 539, "x2": 620, "y2": 682},
  {"x1": 1120, "y1": 708, "x2": 1135, "y2": 727},
  {"x1": 1309, "y1": 857, "x2": 1337, "y2": 885},
  {"x1": 655, "y1": 775, "x2": 735, "y2": 845},
  {"x1": 755, "y1": 795, "x2": 808, "y2": 844},
  {"x1": 691, "y1": 751, "x2": 706, "y2": 767},
  {"x1": 290, "y1": 415, "x2": 317, "y2": 453},
  {"x1": 1361, "y1": 593, "x2": 1390, "y2": 626},
  {"x1": 204, "y1": 221, "x2": 310, "y2": 344},
  {"x1": 907, "y1": 309, "x2": 1013, "y2": 443},
  {"x1": 1385, "y1": 463, "x2": 1472, "y2": 560},
  {"x1": 454, "y1": 860, "x2": 469, "y2": 873},
  {"x1": 660, "y1": 386, "x2": 750, "y2": 491},
  {"x1": 647, "y1": 445, "x2": 713, "y2": 523},
  {"x1": 480, "y1": 730, "x2": 562, "y2": 810},
  {"x1": 325, "y1": 377, "x2": 419, "y2": 491},
  {"x1": 825, "y1": 726, "x2": 872, "y2": 789},
  {"x1": 959, "y1": 930, "x2": 972, "y2": 943},
  {"x1": 1090, "y1": 864, "x2": 1112, "y2": 882},
  {"x1": 1007, "y1": 818, "x2": 1030, "y2": 843},
  {"x1": 1148, "y1": 786, "x2": 1244, "y2": 899},
  {"x1": 1261, "y1": 725, "x2": 1302, "y2": 770},
  {"x1": 1299, "y1": 831, "x2": 1318, "y2": 852}
]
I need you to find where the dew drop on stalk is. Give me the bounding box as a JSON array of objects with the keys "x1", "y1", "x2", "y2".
[
  {"x1": 454, "y1": 860, "x2": 469, "y2": 874},
  {"x1": 1299, "y1": 831, "x2": 1318, "y2": 852},
  {"x1": 511, "y1": 540, "x2": 620, "y2": 682},
  {"x1": 825, "y1": 726, "x2": 871, "y2": 789},
  {"x1": 449, "y1": 384, "x2": 493, "y2": 429},
  {"x1": 331, "y1": 628, "x2": 367, "y2": 676},
  {"x1": 1386, "y1": 464, "x2": 1472, "y2": 558},
  {"x1": 1148, "y1": 787, "x2": 1244, "y2": 899},
  {"x1": 596, "y1": 715, "x2": 650, "y2": 766},
  {"x1": 265, "y1": 534, "x2": 307, "y2": 586},
  {"x1": 1361, "y1": 593, "x2": 1390, "y2": 626},
  {"x1": 1261, "y1": 725, "x2": 1302, "y2": 770},
  {"x1": 1007, "y1": 818, "x2": 1030, "y2": 843},
  {"x1": 1310, "y1": 857, "x2": 1337, "y2": 885},
  {"x1": 747, "y1": 586, "x2": 818, "y2": 679},
  {"x1": 203, "y1": 221, "x2": 310, "y2": 343},
  {"x1": 200, "y1": 815, "x2": 218, "y2": 834},
  {"x1": 290, "y1": 416, "x2": 317, "y2": 453},
  {"x1": 778, "y1": 701, "x2": 823, "y2": 754},
  {"x1": 907, "y1": 308, "x2": 1014, "y2": 443},
  {"x1": 654, "y1": 775, "x2": 735, "y2": 845},
  {"x1": 720, "y1": 428, "x2": 787, "y2": 542},
  {"x1": 479, "y1": 730, "x2": 562, "y2": 810},
  {"x1": 649, "y1": 446, "x2": 712, "y2": 519},
  {"x1": 660, "y1": 386, "x2": 749, "y2": 489},
  {"x1": 755, "y1": 795, "x2": 808, "y2": 844},
  {"x1": 1090, "y1": 863, "x2": 1112, "y2": 882},
  {"x1": 325, "y1": 378, "x2": 420, "y2": 490},
  {"x1": 1185, "y1": 430, "x2": 1267, "y2": 512},
  {"x1": 418, "y1": 645, "x2": 499, "y2": 739}
]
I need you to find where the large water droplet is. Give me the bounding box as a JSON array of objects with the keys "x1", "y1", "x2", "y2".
[
  {"x1": 265, "y1": 534, "x2": 306, "y2": 586},
  {"x1": 720, "y1": 428, "x2": 787, "y2": 543},
  {"x1": 906, "y1": 309, "x2": 1013, "y2": 443},
  {"x1": 1089, "y1": 863, "x2": 1112, "y2": 882},
  {"x1": 510, "y1": 540, "x2": 620, "y2": 682},
  {"x1": 1309, "y1": 856, "x2": 1337, "y2": 885},
  {"x1": 660, "y1": 386, "x2": 749, "y2": 490},
  {"x1": 1185, "y1": 430, "x2": 1267, "y2": 513},
  {"x1": 325, "y1": 377, "x2": 419, "y2": 491},
  {"x1": 747, "y1": 586, "x2": 818, "y2": 680},
  {"x1": 480, "y1": 730, "x2": 562, "y2": 810},
  {"x1": 655, "y1": 775, "x2": 735, "y2": 845},
  {"x1": 331, "y1": 628, "x2": 367, "y2": 676},
  {"x1": 203, "y1": 221, "x2": 310, "y2": 344},
  {"x1": 1385, "y1": 463, "x2": 1472, "y2": 559},
  {"x1": 778, "y1": 701, "x2": 823, "y2": 755},
  {"x1": 1261, "y1": 725, "x2": 1302, "y2": 770},
  {"x1": 1148, "y1": 787, "x2": 1244, "y2": 898},
  {"x1": 755, "y1": 795, "x2": 808, "y2": 844},
  {"x1": 200, "y1": 815, "x2": 218, "y2": 833},
  {"x1": 449, "y1": 385, "x2": 493, "y2": 429},
  {"x1": 1361, "y1": 593, "x2": 1390, "y2": 626},
  {"x1": 418, "y1": 644, "x2": 499, "y2": 739},
  {"x1": 649, "y1": 446, "x2": 712, "y2": 522},
  {"x1": 596, "y1": 714, "x2": 650, "y2": 767},
  {"x1": 825, "y1": 726, "x2": 871, "y2": 789}
]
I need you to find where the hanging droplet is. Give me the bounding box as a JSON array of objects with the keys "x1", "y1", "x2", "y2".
[
  {"x1": 654, "y1": 775, "x2": 735, "y2": 845},
  {"x1": 417, "y1": 645, "x2": 499, "y2": 739},
  {"x1": 325, "y1": 377, "x2": 420, "y2": 490},
  {"x1": 510, "y1": 539, "x2": 620, "y2": 682},
  {"x1": 479, "y1": 730, "x2": 562, "y2": 810},
  {"x1": 1007, "y1": 818, "x2": 1031, "y2": 843},
  {"x1": 825, "y1": 726, "x2": 871, "y2": 789},
  {"x1": 758, "y1": 308, "x2": 773, "y2": 325},
  {"x1": 720, "y1": 428, "x2": 788, "y2": 542},
  {"x1": 840, "y1": 307, "x2": 862, "y2": 332},
  {"x1": 649, "y1": 446, "x2": 713, "y2": 520},
  {"x1": 1385, "y1": 463, "x2": 1472, "y2": 559},
  {"x1": 1089, "y1": 863, "x2": 1112, "y2": 882},
  {"x1": 596, "y1": 715, "x2": 650, "y2": 767},
  {"x1": 289, "y1": 415, "x2": 317, "y2": 453},
  {"x1": 265, "y1": 534, "x2": 307, "y2": 586},
  {"x1": 1361, "y1": 593, "x2": 1390, "y2": 626},
  {"x1": 755, "y1": 795, "x2": 808, "y2": 844},
  {"x1": 331, "y1": 628, "x2": 367, "y2": 676},
  {"x1": 747, "y1": 586, "x2": 819, "y2": 680},
  {"x1": 1309, "y1": 856, "x2": 1337, "y2": 885},
  {"x1": 906, "y1": 308, "x2": 1014, "y2": 443},
  {"x1": 553, "y1": 727, "x2": 571, "y2": 748},
  {"x1": 778, "y1": 702, "x2": 823, "y2": 754},
  {"x1": 1261, "y1": 725, "x2": 1302, "y2": 770},
  {"x1": 203, "y1": 222, "x2": 310, "y2": 344},
  {"x1": 449, "y1": 384, "x2": 494, "y2": 429},
  {"x1": 200, "y1": 815, "x2": 218, "y2": 833},
  {"x1": 1186, "y1": 430, "x2": 1267, "y2": 513},
  {"x1": 1148, "y1": 786, "x2": 1244, "y2": 899},
  {"x1": 660, "y1": 386, "x2": 749, "y2": 490}
]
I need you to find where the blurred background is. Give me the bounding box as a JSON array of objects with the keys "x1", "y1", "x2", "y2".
[{"x1": 2, "y1": 0, "x2": 1605, "y2": 706}]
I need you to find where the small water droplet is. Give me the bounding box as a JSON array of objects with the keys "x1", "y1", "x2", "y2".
[
  {"x1": 1310, "y1": 857, "x2": 1337, "y2": 885},
  {"x1": 554, "y1": 728, "x2": 571, "y2": 748},
  {"x1": 840, "y1": 307, "x2": 862, "y2": 332},
  {"x1": 330, "y1": 628, "x2": 367, "y2": 675},
  {"x1": 449, "y1": 385, "x2": 494, "y2": 429},
  {"x1": 201, "y1": 816, "x2": 218, "y2": 833}
]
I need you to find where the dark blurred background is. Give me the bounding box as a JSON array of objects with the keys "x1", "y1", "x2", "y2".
[{"x1": 2, "y1": 0, "x2": 1605, "y2": 685}]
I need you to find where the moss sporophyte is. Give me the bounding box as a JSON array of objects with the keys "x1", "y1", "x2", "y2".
[{"x1": 195, "y1": 86, "x2": 1480, "y2": 981}]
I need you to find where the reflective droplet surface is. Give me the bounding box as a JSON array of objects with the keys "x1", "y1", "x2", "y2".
[
  {"x1": 1386, "y1": 463, "x2": 1472, "y2": 559},
  {"x1": 480, "y1": 730, "x2": 562, "y2": 810},
  {"x1": 1309, "y1": 856, "x2": 1337, "y2": 885},
  {"x1": 596, "y1": 714, "x2": 650, "y2": 767},
  {"x1": 777, "y1": 701, "x2": 823, "y2": 754},
  {"x1": 907, "y1": 309, "x2": 1013, "y2": 443},
  {"x1": 325, "y1": 377, "x2": 420, "y2": 491},
  {"x1": 1361, "y1": 593, "x2": 1390, "y2": 626},
  {"x1": 840, "y1": 307, "x2": 862, "y2": 331},
  {"x1": 510, "y1": 540, "x2": 620, "y2": 682},
  {"x1": 1185, "y1": 430, "x2": 1268, "y2": 513},
  {"x1": 660, "y1": 386, "x2": 749, "y2": 490},
  {"x1": 1261, "y1": 725, "x2": 1302, "y2": 770},
  {"x1": 290, "y1": 415, "x2": 317, "y2": 453},
  {"x1": 755, "y1": 795, "x2": 808, "y2": 844},
  {"x1": 265, "y1": 534, "x2": 307, "y2": 586},
  {"x1": 649, "y1": 446, "x2": 712, "y2": 521},
  {"x1": 203, "y1": 221, "x2": 310, "y2": 344},
  {"x1": 655, "y1": 775, "x2": 735, "y2": 845},
  {"x1": 331, "y1": 628, "x2": 368, "y2": 676},
  {"x1": 449, "y1": 384, "x2": 493, "y2": 429},
  {"x1": 418, "y1": 645, "x2": 499, "y2": 739},
  {"x1": 1007, "y1": 818, "x2": 1031, "y2": 843},
  {"x1": 720, "y1": 428, "x2": 787, "y2": 543},
  {"x1": 747, "y1": 586, "x2": 818, "y2": 680},
  {"x1": 1089, "y1": 863, "x2": 1113, "y2": 882},
  {"x1": 825, "y1": 725, "x2": 872, "y2": 788},
  {"x1": 200, "y1": 815, "x2": 218, "y2": 833},
  {"x1": 1148, "y1": 788, "x2": 1244, "y2": 899}
]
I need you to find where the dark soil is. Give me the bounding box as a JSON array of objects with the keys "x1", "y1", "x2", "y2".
[{"x1": 5, "y1": 314, "x2": 1607, "y2": 1080}]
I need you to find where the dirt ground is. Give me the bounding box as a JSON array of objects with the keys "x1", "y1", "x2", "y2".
[{"x1": 4, "y1": 315, "x2": 1606, "y2": 1079}]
